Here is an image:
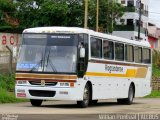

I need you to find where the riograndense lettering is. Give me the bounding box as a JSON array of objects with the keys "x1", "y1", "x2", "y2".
[{"x1": 105, "y1": 65, "x2": 123, "y2": 72}]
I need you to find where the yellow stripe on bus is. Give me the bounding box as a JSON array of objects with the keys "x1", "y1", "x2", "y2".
[{"x1": 86, "y1": 68, "x2": 147, "y2": 78}]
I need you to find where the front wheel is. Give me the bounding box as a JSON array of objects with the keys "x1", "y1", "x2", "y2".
[
  {"x1": 77, "y1": 84, "x2": 90, "y2": 108},
  {"x1": 30, "y1": 99, "x2": 43, "y2": 106},
  {"x1": 117, "y1": 85, "x2": 134, "y2": 105}
]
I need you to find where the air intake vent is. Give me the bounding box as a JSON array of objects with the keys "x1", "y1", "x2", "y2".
[{"x1": 29, "y1": 90, "x2": 56, "y2": 97}]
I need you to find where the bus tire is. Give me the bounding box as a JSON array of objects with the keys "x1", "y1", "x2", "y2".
[
  {"x1": 30, "y1": 99, "x2": 43, "y2": 106},
  {"x1": 77, "y1": 84, "x2": 90, "y2": 108},
  {"x1": 117, "y1": 84, "x2": 134, "y2": 105}
]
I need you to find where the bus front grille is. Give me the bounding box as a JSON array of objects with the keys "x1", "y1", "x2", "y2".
[
  {"x1": 29, "y1": 90, "x2": 56, "y2": 97},
  {"x1": 29, "y1": 81, "x2": 57, "y2": 86}
]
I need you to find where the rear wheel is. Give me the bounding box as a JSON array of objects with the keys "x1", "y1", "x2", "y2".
[
  {"x1": 30, "y1": 99, "x2": 43, "y2": 106},
  {"x1": 117, "y1": 84, "x2": 134, "y2": 105},
  {"x1": 77, "y1": 84, "x2": 90, "y2": 108}
]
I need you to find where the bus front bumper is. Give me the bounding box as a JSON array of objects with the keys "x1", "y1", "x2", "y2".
[{"x1": 15, "y1": 85, "x2": 84, "y2": 101}]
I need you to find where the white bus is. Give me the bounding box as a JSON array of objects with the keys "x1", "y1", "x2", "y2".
[{"x1": 16, "y1": 27, "x2": 152, "y2": 108}]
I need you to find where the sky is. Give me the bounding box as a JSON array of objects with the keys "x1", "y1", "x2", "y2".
[{"x1": 149, "y1": 0, "x2": 160, "y2": 27}]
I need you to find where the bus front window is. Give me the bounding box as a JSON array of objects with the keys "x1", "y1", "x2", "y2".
[{"x1": 16, "y1": 34, "x2": 78, "y2": 74}]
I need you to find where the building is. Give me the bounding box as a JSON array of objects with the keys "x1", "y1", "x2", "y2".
[
  {"x1": 113, "y1": 0, "x2": 149, "y2": 41},
  {"x1": 148, "y1": 23, "x2": 160, "y2": 49}
]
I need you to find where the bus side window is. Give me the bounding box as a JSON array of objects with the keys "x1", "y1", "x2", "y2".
[
  {"x1": 125, "y1": 45, "x2": 134, "y2": 62},
  {"x1": 115, "y1": 42, "x2": 124, "y2": 61},
  {"x1": 135, "y1": 46, "x2": 142, "y2": 63},
  {"x1": 90, "y1": 37, "x2": 102, "y2": 58},
  {"x1": 143, "y1": 48, "x2": 151, "y2": 64},
  {"x1": 103, "y1": 40, "x2": 114, "y2": 60}
]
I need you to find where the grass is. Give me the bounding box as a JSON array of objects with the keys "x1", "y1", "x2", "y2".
[
  {"x1": 0, "y1": 74, "x2": 28, "y2": 104},
  {"x1": 0, "y1": 87, "x2": 27, "y2": 103},
  {"x1": 144, "y1": 91, "x2": 160, "y2": 98},
  {"x1": 152, "y1": 64, "x2": 160, "y2": 77},
  {"x1": 152, "y1": 50, "x2": 160, "y2": 77}
]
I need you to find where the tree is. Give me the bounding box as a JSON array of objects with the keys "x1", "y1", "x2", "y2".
[
  {"x1": 65, "y1": 0, "x2": 84, "y2": 27},
  {"x1": 88, "y1": 0, "x2": 124, "y2": 33},
  {"x1": 0, "y1": 0, "x2": 124, "y2": 33},
  {"x1": 0, "y1": 0, "x2": 18, "y2": 26},
  {"x1": 15, "y1": 0, "x2": 70, "y2": 27}
]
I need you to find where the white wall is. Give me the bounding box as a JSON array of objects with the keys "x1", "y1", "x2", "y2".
[
  {"x1": 0, "y1": 33, "x2": 21, "y2": 51},
  {"x1": 114, "y1": 0, "x2": 148, "y2": 41},
  {"x1": 113, "y1": 31, "x2": 147, "y2": 41},
  {"x1": 112, "y1": 31, "x2": 134, "y2": 39}
]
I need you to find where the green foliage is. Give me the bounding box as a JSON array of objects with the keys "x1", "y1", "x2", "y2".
[
  {"x1": 152, "y1": 64, "x2": 160, "y2": 77},
  {"x1": 152, "y1": 50, "x2": 160, "y2": 77},
  {"x1": 15, "y1": 0, "x2": 84, "y2": 27},
  {"x1": 0, "y1": 74, "x2": 27, "y2": 103},
  {"x1": 88, "y1": 0, "x2": 124, "y2": 32},
  {"x1": 0, "y1": 0, "x2": 16, "y2": 12},
  {"x1": 0, "y1": 74, "x2": 15, "y2": 92},
  {"x1": 0, "y1": 0, "x2": 17, "y2": 32},
  {"x1": 144, "y1": 91, "x2": 160, "y2": 98},
  {"x1": 0, "y1": 0, "x2": 124, "y2": 33},
  {"x1": 0, "y1": 87, "x2": 27, "y2": 103},
  {"x1": 0, "y1": 25, "x2": 24, "y2": 33},
  {"x1": 152, "y1": 49, "x2": 160, "y2": 67}
]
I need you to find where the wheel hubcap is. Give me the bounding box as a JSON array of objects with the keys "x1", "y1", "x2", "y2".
[
  {"x1": 129, "y1": 87, "x2": 134, "y2": 102},
  {"x1": 83, "y1": 86, "x2": 89, "y2": 102}
]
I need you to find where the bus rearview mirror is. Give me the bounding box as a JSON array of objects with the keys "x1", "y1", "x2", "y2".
[{"x1": 80, "y1": 47, "x2": 85, "y2": 58}]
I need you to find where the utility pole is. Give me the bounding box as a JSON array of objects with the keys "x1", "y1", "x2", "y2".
[
  {"x1": 138, "y1": 0, "x2": 141, "y2": 40},
  {"x1": 96, "y1": 0, "x2": 99, "y2": 32},
  {"x1": 84, "y1": 0, "x2": 88, "y2": 29},
  {"x1": 6, "y1": 45, "x2": 13, "y2": 74}
]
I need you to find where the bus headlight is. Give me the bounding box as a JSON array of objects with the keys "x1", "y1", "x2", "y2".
[{"x1": 16, "y1": 80, "x2": 27, "y2": 85}]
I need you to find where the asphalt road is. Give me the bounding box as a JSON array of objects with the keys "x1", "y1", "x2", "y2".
[{"x1": 0, "y1": 98, "x2": 160, "y2": 120}]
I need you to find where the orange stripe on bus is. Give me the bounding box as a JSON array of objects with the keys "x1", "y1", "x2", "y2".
[{"x1": 16, "y1": 73, "x2": 77, "y2": 79}]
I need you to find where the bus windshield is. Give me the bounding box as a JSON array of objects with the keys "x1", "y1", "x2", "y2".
[{"x1": 16, "y1": 34, "x2": 78, "y2": 73}]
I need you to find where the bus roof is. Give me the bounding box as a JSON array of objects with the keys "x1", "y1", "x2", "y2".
[{"x1": 23, "y1": 27, "x2": 151, "y2": 48}]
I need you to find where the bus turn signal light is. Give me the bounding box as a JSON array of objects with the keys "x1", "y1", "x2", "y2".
[{"x1": 70, "y1": 82, "x2": 74, "y2": 87}]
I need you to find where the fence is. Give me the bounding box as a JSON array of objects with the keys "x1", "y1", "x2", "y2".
[
  {"x1": 152, "y1": 77, "x2": 160, "y2": 91},
  {"x1": 0, "y1": 54, "x2": 16, "y2": 74},
  {"x1": 0, "y1": 55, "x2": 9, "y2": 64}
]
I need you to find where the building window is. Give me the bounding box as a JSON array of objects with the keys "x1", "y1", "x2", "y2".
[
  {"x1": 127, "y1": 19, "x2": 134, "y2": 26},
  {"x1": 127, "y1": 0, "x2": 134, "y2": 7},
  {"x1": 115, "y1": 42, "x2": 124, "y2": 61},
  {"x1": 121, "y1": 0, "x2": 125, "y2": 4},
  {"x1": 135, "y1": 46, "x2": 142, "y2": 63},
  {"x1": 136, "y1": 20, "x2": 143, "y2": 27},
  {"x1": 90, "y1": 37, "x2": 102, "y2": 58},
  {"x1": 143, "y1": 48, "x2": 151, "y2": 64},
  {"x1": 125, "y1": 45, "x2": 134, "y2": 62},
  {"x1": 141, "y1": 3, "x2": 144, "y2": 10},
  {"x1": 103, "y1": 40, "x2": 114, "y2": 60}
]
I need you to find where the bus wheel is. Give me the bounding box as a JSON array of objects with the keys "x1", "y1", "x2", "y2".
[
  {"x1": 30, "y1": 99, "x2": 43, "y2": 106},
  {"x1": 77, "y1": 84, "x2": 90, "y2": 108},
  {"x1": 117, "y1": 85, "x2": 134, "y2": 105}
]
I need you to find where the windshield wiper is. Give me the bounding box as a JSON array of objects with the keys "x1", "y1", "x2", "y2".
[
  {"x1": 46, "y1": 49, "x2": 57, "y2": 72},
  {"x1": 29, "y1": 59, "x2": 44, "y2": 72},
  {"x1": 30, "y1": 52, "x2": 44, "y2": 72}
]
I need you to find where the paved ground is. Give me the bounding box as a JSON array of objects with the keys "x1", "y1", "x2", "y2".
[
  {"x1": 0, "y1": 98, "x2": 160, "y2": 114},
  {"x1": 0, "y1": 98, "x2": 160, "y2": 120}
]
